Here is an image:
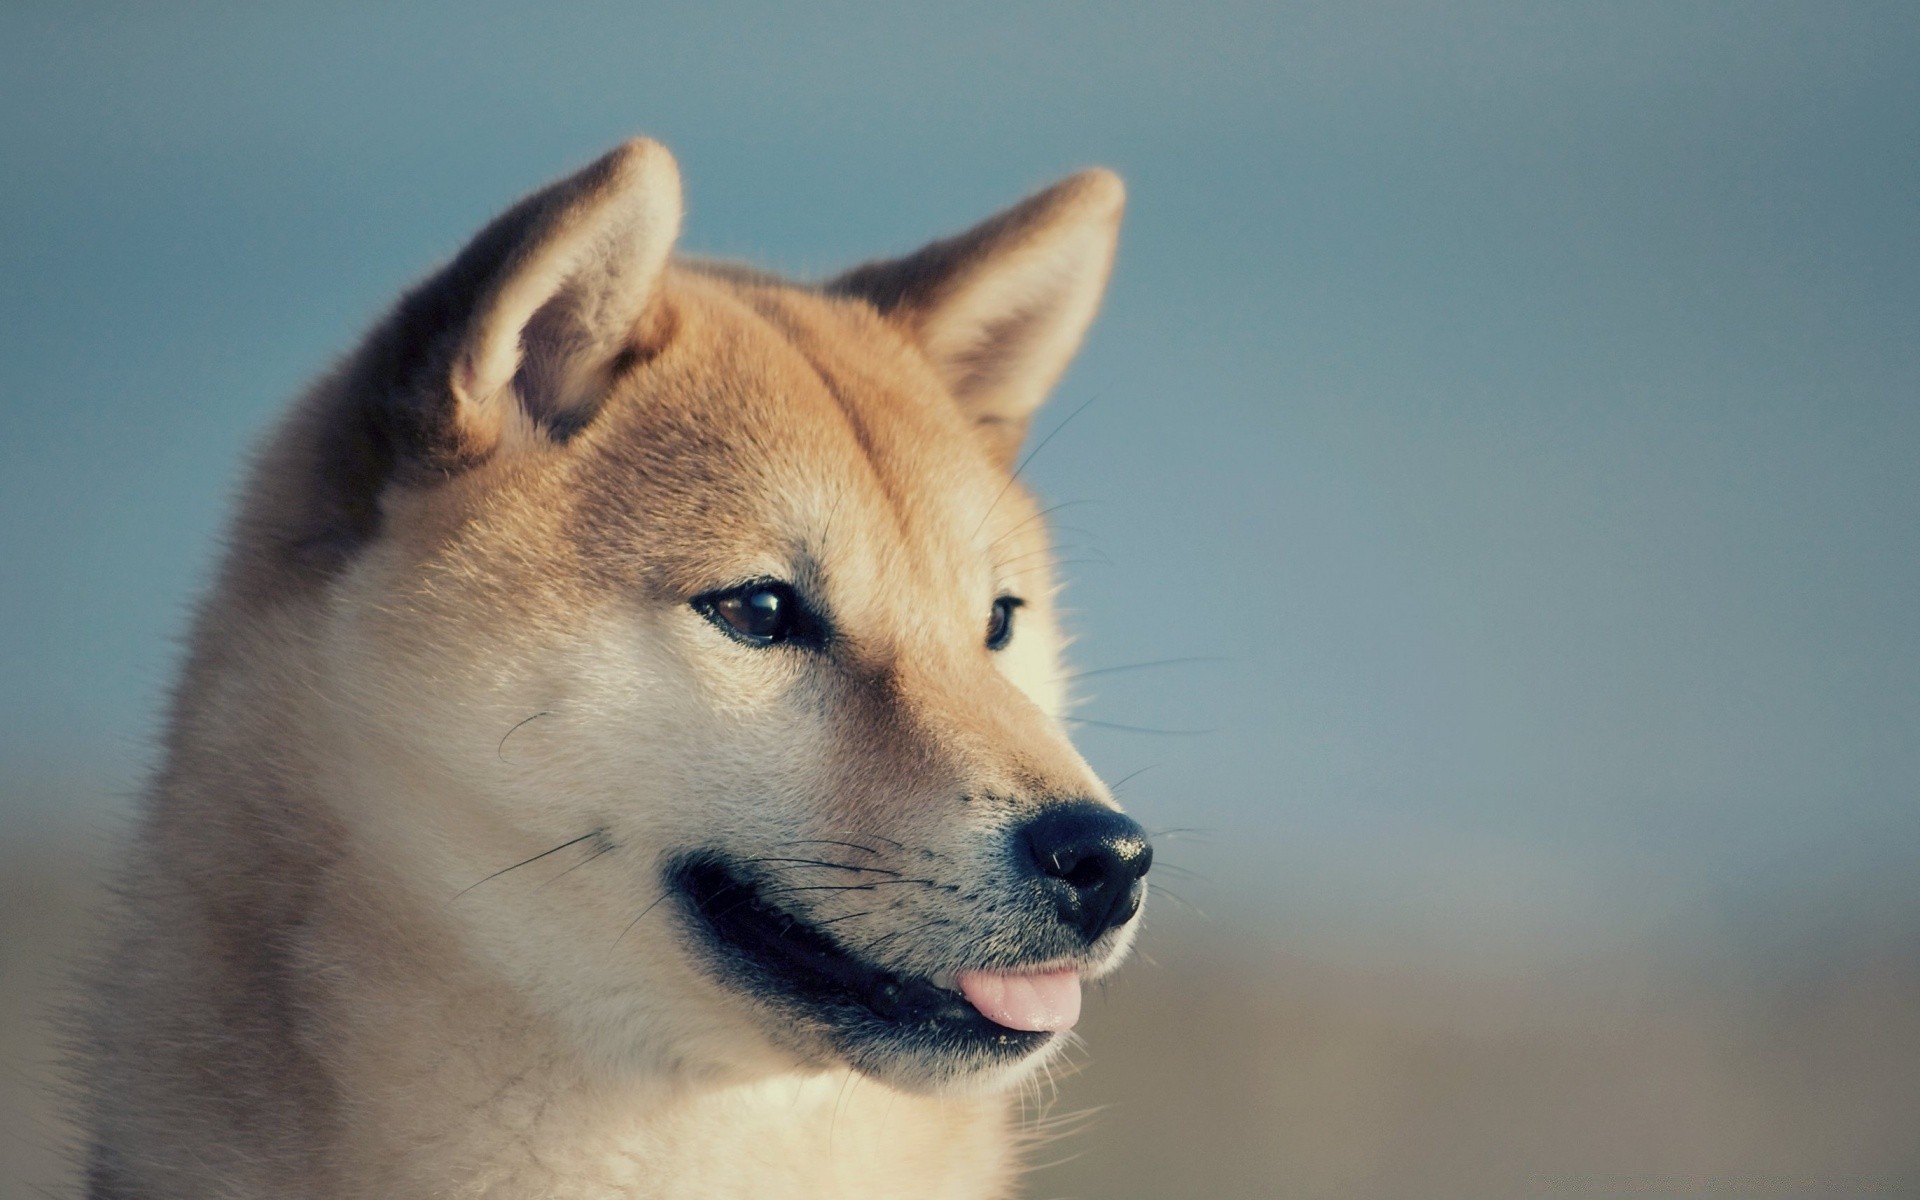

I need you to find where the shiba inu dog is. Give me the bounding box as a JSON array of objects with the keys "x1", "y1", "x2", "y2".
[{"x1": 81, "y1": 137, "x2": 1149, "y2": 1199}]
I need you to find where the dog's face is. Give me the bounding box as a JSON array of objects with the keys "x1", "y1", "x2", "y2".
[{"x1": 284, "y1": 140, "x2": 1146, "y2": 1093}]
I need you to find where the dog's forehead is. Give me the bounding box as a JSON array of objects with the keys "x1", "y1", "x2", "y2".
[{"x1": 568, "y1": 271, "x2": 1027, "y2": 602}]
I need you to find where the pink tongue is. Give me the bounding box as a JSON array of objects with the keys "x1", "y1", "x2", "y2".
[{"x1": 954, "y1": 967, "x2": 1082, "y2": 1032}]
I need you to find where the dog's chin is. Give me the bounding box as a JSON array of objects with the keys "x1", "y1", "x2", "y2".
[{"x1": 668, "y1": 852, "x2": 1098, "y2": 1093}]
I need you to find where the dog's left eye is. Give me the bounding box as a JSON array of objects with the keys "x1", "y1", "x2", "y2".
[
  {"x1": 694, "y1": 581, "x2": 822, "y2": 648},
  {"x1": 986, "y1": 595, "x2": 1023, "y2": 651}
]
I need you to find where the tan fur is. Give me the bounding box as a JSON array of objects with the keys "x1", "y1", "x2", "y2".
[{"x1": 81, "y1": 138, "x2": 1137, "y2": 1198}]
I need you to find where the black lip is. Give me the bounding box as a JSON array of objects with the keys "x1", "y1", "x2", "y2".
[{"x1": 670, "y1": 853, "x2": 1050, "y2": 1062}]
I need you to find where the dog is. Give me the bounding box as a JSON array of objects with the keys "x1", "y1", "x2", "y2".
[{"x1": 80, "y1": 137, "x2": 1150, "y2": 1198}]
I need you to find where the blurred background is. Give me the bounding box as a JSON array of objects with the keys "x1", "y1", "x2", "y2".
[{"x1": 3, "y1": 3, "x2": 1917, "y2": 1196}]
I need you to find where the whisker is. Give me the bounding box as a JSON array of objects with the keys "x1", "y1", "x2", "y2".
[
  {"x1": 1147, "y1": 860, "x2": 1206, "y2": 882},
  {"x1": 993, "y1": 543, "x2": 1109, "y2": 574},
  {"x1": 534, "y1": 841, "x2": 617, "y2": 888},
  {"x1": 1024, "y1": 1102, "x2": 1103, "y2": 1139},
  {"x1": 758, "y1": 878, "x2": 943, "y2": 897},
  {"x1": 987, "y1": 499, "x2": 1098, "y2": 552},
  {"x1": 1147, "y1": 885, "x2": 1206, "y2": 916},
  {"x1": 780, "y1": 838, "x2": 884, "y2": 858},
  {"x1": 495, "y1": 710, "x2": 552, "y2": 762},
  {"x1": 1056, "y1": 656, "x2": 1226, "y2": 684},
  {"x1": 743, "y1": 856, "x2": 902, "y2": 877},
  {"x1": 1105, "y1": 763, "x2": 1160, "y2": 792},
  {"x1": 757, "y1": 883, "x2": 878, "y2": 895},
  {"x1": 857, "y1": 917, "x2": 946, "y2": 957},
  {"x1": 817, "y1": 484, "x2": 849, "y2": 555},
  {"x1": 972, "y1": 392, "x2": 1099, "y2": 539},
  {"x1": 991, "y1": 543, "x2": 1069, "y2": 572},
  {"x1": 811, "y1": 909, "x2": 877, "y2": 926},
  {"x1": 1063, "y1": 717, "x2": 1215, "y2": 737},
  {"x1": 450, "y1": 829, "x2": 601, "y2": 901},
  {"x1": 829, "y1": 1068, "x2": 860, "y2": 1149},
  {"x1": 1145, "y1": 826, "x2": 1213, "y2": 841},
  {"x1": 1036, "y1": 520, "x2": 1100, "y2": 544},
  {"x1": 696, "y1": 891, "x2": 769, "y2": 928},
  {"x1": 610, "y1": 888, "x2": 672, "y2": 950}
]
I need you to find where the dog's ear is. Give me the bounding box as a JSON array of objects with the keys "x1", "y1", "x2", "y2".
[
  {"x1": 830, "y1": 170, "x2": 1123, "y2": 467},
  {"x1": 373, "y1": 138, "x2": 682, "y2": 469}
]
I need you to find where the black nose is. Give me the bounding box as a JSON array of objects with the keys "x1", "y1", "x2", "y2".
[{"x1": 1017, "y1": 801, "x2": 1153, "y2": 942}]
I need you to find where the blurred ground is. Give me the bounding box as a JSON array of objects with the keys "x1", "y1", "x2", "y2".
[
  {"x1": 1029, "y1": 916, "x2": 1920, "y2": 1198},
  {"x1": 7, "y1": 826, "x2": 1916, "y2": 1200}
]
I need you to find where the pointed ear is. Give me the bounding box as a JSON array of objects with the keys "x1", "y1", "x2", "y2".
[
  {"x1": 830, "y1": 169, "x2": 1124, "y2": 466},
  {"x1": 380, "y1": 138, "x2": 682, "y2": 468}
]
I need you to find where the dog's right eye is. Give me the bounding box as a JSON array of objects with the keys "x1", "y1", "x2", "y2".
[{"x1": 693, "y1": 581, "x2": 821, "y2": 648}]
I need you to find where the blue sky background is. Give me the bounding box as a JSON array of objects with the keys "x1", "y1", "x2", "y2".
[{"x1": 3, "y1": 2, "x2": 1916, "y2": 969}]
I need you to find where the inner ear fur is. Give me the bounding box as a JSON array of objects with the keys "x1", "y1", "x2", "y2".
[
  {"x1": 375, "y1": 138, "x2": 683, "y2": 473},
  {"x1": 266, "y1": 139, "x2": 681, "y2": 579},
  {"x1": 830, "y1": 169, "x2": 1124, "y2": 467}
]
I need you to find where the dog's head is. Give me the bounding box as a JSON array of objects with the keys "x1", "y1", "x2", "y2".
[{"x1": 252, "y1": 139, "x2": 1147, "y2": 1092}]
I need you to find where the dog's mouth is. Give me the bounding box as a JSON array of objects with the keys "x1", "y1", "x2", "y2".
[{"x1": 670, "y1": 854, "x2": 1073, "y2": 1066}]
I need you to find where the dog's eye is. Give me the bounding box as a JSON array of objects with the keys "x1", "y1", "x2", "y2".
[
  {"x1": 986, "y1": 595, "x2": 1023, "y2": 651},
  {"x1": 694, "y1": 581, "x2": 819, "y2": 648}
]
